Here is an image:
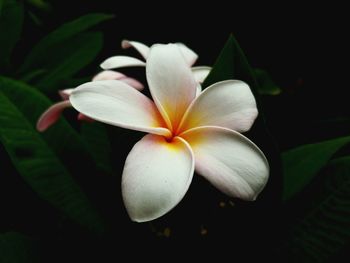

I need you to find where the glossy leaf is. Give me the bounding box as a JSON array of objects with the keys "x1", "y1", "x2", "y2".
[
  {"x1": 0, "y1": 76, "x2": 106, "y2": 232},
  {"x1": 33, "y1": 31, "x2": 103, "y2": 93},
  {"x1": 0, "y1": 0, "x2": 23, "y2": 69},
  {"x1": 0, "y1": 76, "x2": 91, "y2": 160},
  {"x1": 19, "y1": 13, "x2": 113, "y2": 72},
  {"x1": 203, "y1": 34, "x2": 259, "y2": 94},
  {"x1": 288, "y1": 156, "x2": 350, "y2": 261},
  {"x1": 0, "y1": 91, "x2": 105, "y2": 233},
  {"x1": 282, "y1": 136, "x2": 350, "y2": 201}
]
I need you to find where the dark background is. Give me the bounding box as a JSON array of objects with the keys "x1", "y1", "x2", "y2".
[
  {"x1": 2, "y1": 1, "x2": 349, "y2": 261},
  {"x1": 23, "y1": 1, "x2": 349, "y2": 148}
]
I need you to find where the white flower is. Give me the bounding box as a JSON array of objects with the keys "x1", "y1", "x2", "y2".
[
  {"x1": 70, "y1": 44, "x2": 269, "y2": 222},
  {"x1": 101, "y1": 40, "x2": 212, "y2": 95}
]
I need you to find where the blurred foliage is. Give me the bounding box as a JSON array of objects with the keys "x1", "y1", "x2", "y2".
[
  {"x1": 0, "y1": 232, "x2": 40, "y2": 262},
  {"x1": 0, "y1": 0, "x2": 23, "y2": 69},
  {"x1": 26, "y1": 0, "x2": 51, "y2": 11},
  {"x1": 0, "y1": 77, "x2": 107, "y2": 234},
  {"x1": 18, "y1": 13, "x2": 113, "y2": 93},
  {"x1": 282, "y1": 136, "x2": 350, "y2": 201},
  {"x1": 287, "y1": 156, "x2": 350, "y2": 262},
  {"x1": 0, "y1": 0, "x2": 113, "y2": 258},
  {"x1": 0, "y1": 0, "x2": 349, "y2": 261}
]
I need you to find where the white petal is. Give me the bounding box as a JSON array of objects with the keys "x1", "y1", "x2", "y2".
[
  {"x1": 122, "y1": 134, "x2": 194, "y2": 222},
  {"x1": 181, "y1": 126, "x2": 269, "y2": 200},
  {"x1": 178, "y1": 80, "x2": 258, "y2": 133},
  {"x1": 176, "y1": 43, "x2": 198, "y2": 66},
  {"x1": 196, "y1": 85, "x2": 202, "y2": 97},
  {"x1": 36, "y1": 101, "x2": 71, "y2": 132},
  {"x1": 92, "y1": 70, "x2": 144, "y2": 90},
  {"x1": 121, "y1": 39, "x2": 150, "y2": 59},
  {"x1": 100, "y1": 56, "x2": 145, "y2": 70},
  {"x1": 146, "y1": 44, "x2": 197, "y2": 131},
  {"x1": 92, "y1": 70, "x2": 126, "y2": 81},
  {"x1": 191, "y1": 66, "x2": 211, "y2": 84},
  {"x1": 70, "y1": 80, "x2": 171, "y2": 137},
  {"x1": 119, "y1": 77, "x2": 144, "y2": 91}
]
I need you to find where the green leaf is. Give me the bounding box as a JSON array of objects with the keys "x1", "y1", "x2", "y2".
[
  {"x1": 0, "y1": 232, "x2": 40, "y2": 263},
  {"x1": 26, "y1": 0, "x2": 51, "y2": 11},
  {"x1": 0, "y1": 76, "x2": 106, "y2": 233},
  {"x1": 0, "y1": 0, "x2": 24, "y2": 69},
  {"x1": 282, "y1": 136, "x2": 350, "y2": 201},
  {"x1": 288, "y1": 156, "x2": 350, "y2": 261},
  {"x1": 202, "y1": 35, "x2": 265, "y2": 121},
  {"x1": 33, "y1": 31, "x2": 103, "y2": 93},
  {"x1": 81, "y1": 122, "x2": 113, "y2": 174},
  {"x1": 19, "y1": 13, "x2": 113, "y2": 73},
  {"x1": 0, "y1": 91, "x2": 105, "y2": 234},
  {"x1": 0, "y1": 0, "x2": 3, "y2": 14},
  {"x1": 20, "y1": 69, "x2": 47, "y2": 83},
  {"x1": 0, "y1": 76, "x2": 90, "y2": 160},
  {"x1": 254, "y1": 68, "x2": 281, "y2": 95},
  {"x1": 203, "y1": 34, "x2": 259, "y2": 93}
]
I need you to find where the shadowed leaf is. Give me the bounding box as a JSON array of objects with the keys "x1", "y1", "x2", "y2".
[
  {"x1": 282, "y1": 136, "x2": 350, "y2": 201},
  {"x1": 0, "y1": 232, "x2": 40, "y2": 263},
  {"x1": 0, "y1": 91, "x2": 106, "y2": 234},
  {"x1": 288, "y1": 156, "x2": 350, "y2": 261},
  {"x1": 19, "y1": 13, "x2": 113, "y2": 72},
  {"x1": 81, "y1": 122, "x2": 113, "y2": 174},
  {"x1": 33, "y1": 31, "x2": 103, "y2": 93},
  {"x1": 0, "y1": 0, "x2": 23, "y2": 69}
]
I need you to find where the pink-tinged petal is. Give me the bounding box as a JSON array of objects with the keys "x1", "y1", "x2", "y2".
[
  {"x1": 122, "y1": 134, "x2": 194, "y2": 222},
  {"x1": 58, "y1": 88, "x2": 74, "y2": 100},
  {"x1": 119, "y1": 77, "x2": 144, "y2": 91},
  {"x1": 93, "y1": 70, "x2": 144, "y2": 90},
  {"x1": 181, "y1": 126, "x2": 269, "y2": 200},
  {"x1": 77, "y1": 113, "x2": 94, "y2": 122},
  {"x1": 146, "y1": 44, "x2": 197, "y2": 131},
  {"x1": 121, "y1": 39, "x2": 150, "y2": 59},
  {"x1": 70, "y1": 80, "x2": 171, "y2": 137},
  {"x1": 92, "y1": 70, "x2": 126, "y2": 81},
  {"x1": 176, "y1": 43, "x2": 198, "y2": 66},
  {"x1": 36, "y1": 101, "x2": 71, "y2": 132},
  {"x1": 191, "y1": 66, "x2": 211, "y2": 84},
  {"x1": 100, "y1": 56, "x2": 146, "y2": 70},
  {"x1": 178, "y1": 80, "x2": 258, "y2": 133},
  {"x1": 92, "y1": 70, "x2": 144, "y2": 90}
]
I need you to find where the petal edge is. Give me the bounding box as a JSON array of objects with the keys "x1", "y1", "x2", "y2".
[
  {"x1": 181, "y1": 126, "x2": 269, "y2": 200},
  {"x1": 70, "y1": 80, "x2": 170, "y2": 137},
  {"x1": 122, "y1": 134, "x2": 194, "y2": 222}
]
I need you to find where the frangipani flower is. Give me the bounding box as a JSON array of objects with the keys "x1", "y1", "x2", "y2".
[
  {"x1": 100, "y1": 39, "x2": 211, "y2": 95},
  {"x1": 70, "y1": 44, "x2": 269, "y2": 222},
  {"x1": 36, "y1": 70, "x2": 143, "y2": 131}
]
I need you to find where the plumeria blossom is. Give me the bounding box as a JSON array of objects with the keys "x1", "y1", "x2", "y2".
[
  {"x1": 100, "y1": 39, "x2": 212, "y2": 95},
  {"x1": 36, "y1": 70, "x2": 144, "y2": 131},
  {"x1": 70, "y1": 44, "x2": 269, "y2": 222}
]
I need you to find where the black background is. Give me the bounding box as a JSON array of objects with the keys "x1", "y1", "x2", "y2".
[
  {"x1": 23, "y1": 1, "x2": 349, "y2": 148},
  {"x1": 2, "y1": 1, "x2": 350, "y2": 261}
]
